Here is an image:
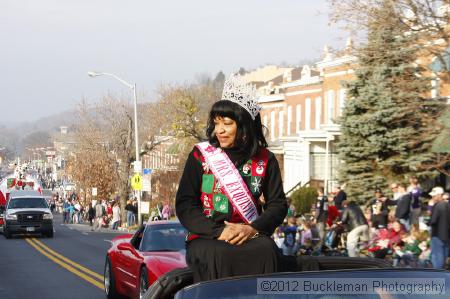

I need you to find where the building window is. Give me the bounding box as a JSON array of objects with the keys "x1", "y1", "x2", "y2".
[
  {"x1": 296, "y1": 104, "x2": 302, "y2": 133},
  {"x1": 287, "y1": 106, "x2": 292, "y2": 136},
  {"x1": 270, "y1": 111, "x2": 275, "y2": 141},
  {"x1": 327, "y1": 90, "x2": 335, "y2": 124},
  {"x1": 305, "y1": 98, "x2": 311, "y2": 130},
  {"x1": 339, "y1": 88, "x2": 346, "y2": 115},
  {"x1": 263, "y1": 114, "x2": 268, "y2": 129},
  {"x1": 315, "y1": 97, "x2": 321, "y2": 130},
  {"x1": 311, "y1": 153, "x2": 326, "y2": 180},
  {"x1": 278, "y1": 110, "x2": 284, "y2": 138}
]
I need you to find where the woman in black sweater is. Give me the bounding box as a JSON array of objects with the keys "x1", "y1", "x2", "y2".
[{"x1": 176, "y1": 75, "x2": 287, "y2": 282}]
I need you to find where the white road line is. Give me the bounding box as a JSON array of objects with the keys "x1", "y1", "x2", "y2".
[
  {"x1": 103, "y1": 240, "x2": 113, "y2": 244},
  {"x1": 82, "y1": 232, "x2": 89, "y2": 235}
]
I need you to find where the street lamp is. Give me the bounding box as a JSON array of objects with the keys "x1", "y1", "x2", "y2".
[{"x1": 88, "y1": 71, "x2": 142, "y2": 225}]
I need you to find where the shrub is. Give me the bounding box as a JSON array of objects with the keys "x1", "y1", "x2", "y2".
[{"x1": 290, "y1": 186, "x2": 317, "y2": 215}]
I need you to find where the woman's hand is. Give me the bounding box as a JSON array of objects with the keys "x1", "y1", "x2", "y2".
[{"x1": 217, "y1": 221, "x2": 258, "y2": 245}]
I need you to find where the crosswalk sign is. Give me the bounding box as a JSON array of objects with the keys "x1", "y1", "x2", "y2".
[{"x1": 131, "y1": 174, "x2": 142, "y2": 190}]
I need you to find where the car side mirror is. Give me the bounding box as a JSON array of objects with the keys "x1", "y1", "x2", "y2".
[{"x1": 118, "y1": 242, "x2": 135, "y2": 252}]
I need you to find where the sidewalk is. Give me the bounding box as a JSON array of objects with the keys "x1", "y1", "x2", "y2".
[
  {"x1": 61, "y1": 221, "x2": 135, "y2": 234},
  {"x1": 54, "y1": 213, "x2": 137, "y2": 234}
]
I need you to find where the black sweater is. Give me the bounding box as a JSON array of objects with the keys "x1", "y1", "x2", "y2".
[
  {"x1": 430, "y1": 200, "x2": 450, "y2": 241},
  {"x1": 175, "y1": 146, "x2": 287, "y2": 238}
]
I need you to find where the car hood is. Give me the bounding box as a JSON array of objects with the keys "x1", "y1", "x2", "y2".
[
  {"x1": 7, "y1": 208, "x2": 51, "y2": 214},
  {"x1": 111, "y1": 234, "x2": 134, "y2": 246},
  {"x1": 143, "y1": 251, "x2": 187, "y2": 272}
]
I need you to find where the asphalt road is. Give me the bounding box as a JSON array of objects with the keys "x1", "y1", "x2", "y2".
[{"x1": 0, "y1": 214, "x2": 126, "y2": 299}]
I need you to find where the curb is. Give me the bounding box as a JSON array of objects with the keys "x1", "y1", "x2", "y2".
[{"x1": 63, "y1": 223, "x2": 131, "y2": 233}]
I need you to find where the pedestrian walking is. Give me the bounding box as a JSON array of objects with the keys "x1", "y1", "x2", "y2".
[
  {"x1": 428, "y1": 187, "x2": 450, "y2": 269},
  {"x1": 132, "y1": 199, "x2": 138, "y2": 225},
  {"x1": 93, "y1": 201, "x2": 104, "y2": 231},
  {"x1": 88, "y1": 202, "x2": 95, "y2": 227},
  {"x1": 62, "y1": 199, "x2": 70, "y2": 224},
  {"x1": 111, "y1": 202, "x2": 121, "y2": 230},
  {"x1": 162, "y1": 202, "x2": 171, "y2": 220},
  {"x1": 125, "y1": 199, "x2": 134, "y2": 227}
]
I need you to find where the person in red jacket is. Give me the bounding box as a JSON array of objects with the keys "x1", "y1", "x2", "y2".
[{"x1": 327, "y1": 196, "x2": 340, "y2": 227}]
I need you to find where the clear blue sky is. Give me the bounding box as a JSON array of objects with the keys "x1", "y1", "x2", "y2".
[{"x1": 0, "y1": 0, "x2": 345, "y2": 123}]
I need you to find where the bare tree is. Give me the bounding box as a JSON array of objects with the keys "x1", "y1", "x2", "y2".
[
  {"x1": 155, "y1": 81, "x2": 220, "y2": 142},
  {"x1": 68, "y1": 76, "x2": 223, "y2": 222},
  {"x1": 66, "y1": 101, "x2": 118, "y2": 205},
  {"x1": 329, "y1": 0, "x2": 450, "y2": 72}
]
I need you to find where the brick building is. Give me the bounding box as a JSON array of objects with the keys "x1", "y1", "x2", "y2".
[
  {"x1": 249, "y1": 36, "x2": 449, "y2": 194},
  {"x1": 141, "y1": 136, "x2": 181, "y2": 201}
]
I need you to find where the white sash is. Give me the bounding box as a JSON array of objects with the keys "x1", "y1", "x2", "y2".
[{"x1": 196, "y1": 142, "x2": 258, "y2": 224}]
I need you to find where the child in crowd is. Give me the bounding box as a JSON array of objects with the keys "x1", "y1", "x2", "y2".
[
  {"x1": 392, "y1": 234, "x2": 421, "y2": 267},
  {"x1": 298, "y1": 237, "x2": 314, "y2": 256},
  {"x1": 273, "y1": 226, "x2": 285, "y2": 248},
  {"x1": 281, "y1": 217, "x2": 298, "y2": 255},
  {"x1": 300, "y1": 220, "x2": 313, "y2": 247},
  {"x1": 418, "y1": 241, "x2": 432, "y2": 268}
]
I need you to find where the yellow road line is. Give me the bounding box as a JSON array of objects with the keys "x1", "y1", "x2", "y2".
[
  {"x1": 30, "y1": 238, "x2": 104, "y2": 281},
  {"x1": 25, "y1": 238, "x2": 104, "y2": 290}
]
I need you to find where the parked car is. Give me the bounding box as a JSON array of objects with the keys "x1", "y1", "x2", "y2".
[
  {"x1": 104, "y1": 221, "x2": 187, "y2": 299},
  {"x1": 143, "y1": 257, "x2": 449, "y2": 299},
  {"x1": 3, "y1": 190, "x2": 54, "y2": 238}
]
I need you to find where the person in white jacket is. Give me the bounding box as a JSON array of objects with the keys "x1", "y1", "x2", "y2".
[{"x1": 111, "y1": 202, "x2": 121, "y2": 230}]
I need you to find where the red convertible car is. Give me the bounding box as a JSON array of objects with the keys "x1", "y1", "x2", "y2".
[{"x1": 104, "y1": 220, "x2": 187, "y2": 299}]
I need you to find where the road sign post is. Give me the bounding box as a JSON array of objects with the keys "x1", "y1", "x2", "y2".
[
  {"x1": 131, "y1": 174, "x2": 142, "y2": 191},
  {"x1": 142, "y1": 168, "x2": 152, "y2": 194}
]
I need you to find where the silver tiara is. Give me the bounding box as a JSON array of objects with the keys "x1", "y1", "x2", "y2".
[{"x1": 221, "y1": 74, "x2": 261, "y2": 120}]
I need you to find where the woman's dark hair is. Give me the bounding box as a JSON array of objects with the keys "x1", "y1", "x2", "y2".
[{"x1": 206, "y1": 100, "x2": 268, "y2": 164}]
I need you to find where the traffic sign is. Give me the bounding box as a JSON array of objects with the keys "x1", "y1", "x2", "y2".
[
  {"x1": 142, "y1": 176, "x2": 151, "y2": 192},
  {"x1": 143, "y1": 168, "x2": 152, "y2": 175},
  {"x1": 131, "y1": 174, "x2": 142, "y2": 190},
  {"x1": 133, "y1": 161, "x2": 142, "y2": 173},
  {"x1": 140, "y1": 201, "x2": 150, "y2": 214}
]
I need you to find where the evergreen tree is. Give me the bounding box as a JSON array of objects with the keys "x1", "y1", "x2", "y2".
[
  {"x1": 237, "y1": 67, "x2": 247, "y2": 76},
  {"x1": 337, "y1": 1, "x2": 445, "y2": 203}
]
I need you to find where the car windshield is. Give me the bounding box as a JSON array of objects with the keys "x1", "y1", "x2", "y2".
[
  {"x1": 140, "y1": 224, "x2": 186, "y2": 252},
  {"x1": 8, "y1": 197, "x2": 49, "y2": 209},
  {"x1": 175, "y1": 270, "x2": 449, "y2": 299}
]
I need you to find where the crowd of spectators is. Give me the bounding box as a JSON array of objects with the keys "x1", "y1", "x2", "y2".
[
  {"x1": 48, "y1": 192, "x2": 138, "y2": 231},
  {"x1": 273, "y1": 178, "x2": 450, "y2": 270}
]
